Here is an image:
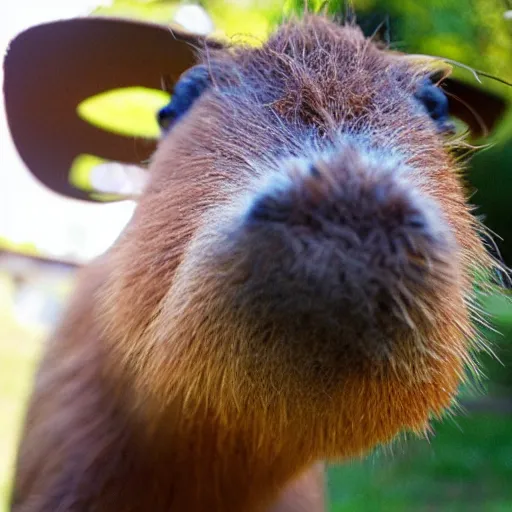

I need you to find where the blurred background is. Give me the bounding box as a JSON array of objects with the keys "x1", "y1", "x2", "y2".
[{"x1": 1, "y1": 1, "x2": 512, "y2": 510}]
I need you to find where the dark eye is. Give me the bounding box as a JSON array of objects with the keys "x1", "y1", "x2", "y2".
[
  {"x1": 157, "y1": 65, "x2": 210, "y2": 132},
  {"x1": 414, "y1": 79, "x2": 453, "y2": 133}
]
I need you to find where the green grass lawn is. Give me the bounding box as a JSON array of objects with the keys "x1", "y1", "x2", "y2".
[
  {"x1": 1, "y1": 274, "x2": 511, "y2": 511},
  {"x1": 0, "y1": 275, "x2": 42, "y2": 512},
  {"x1": 328, "y1": 413, "x2": 512, "y2": 511}
]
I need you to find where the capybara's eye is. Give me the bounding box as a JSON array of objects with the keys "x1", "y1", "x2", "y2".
[
  {"x1": 157, "y1": 65, "x2": 210, "y2": 132},
  {"x1": 414, "y1": 78, "x2": 454, "y2": 133}
]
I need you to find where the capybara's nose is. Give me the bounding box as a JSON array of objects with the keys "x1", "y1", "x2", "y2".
[{"x1": 238, "y1": 146, "x2": 457, "y2": 337}]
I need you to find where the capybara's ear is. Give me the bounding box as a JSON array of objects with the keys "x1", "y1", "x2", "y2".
[
  {"x1": 443, "y1": 77, "x2": 508, "y2": 139},
  {"x1": 3, "y1": 16, "x2": 222, "y2": 202}
]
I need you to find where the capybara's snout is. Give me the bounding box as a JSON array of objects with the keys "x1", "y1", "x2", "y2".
[{"x1": 221, "y1": 144, "x2": 459, "y2": 363}]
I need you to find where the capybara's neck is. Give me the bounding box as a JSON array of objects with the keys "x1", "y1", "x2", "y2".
[
  {"x1": 102, "y1": 371, "x2": 312, "y2": 512},
  {"x1": 98, "y1": 257, "x2": 312, "y2": 510}
]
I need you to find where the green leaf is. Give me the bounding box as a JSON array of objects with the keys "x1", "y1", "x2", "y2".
[{"x1": 77, "y1": 87, "x2": 170, "y2": 139}]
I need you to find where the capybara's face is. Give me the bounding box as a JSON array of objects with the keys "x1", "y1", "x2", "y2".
[{"x1": 105, "y1": 15, "x2": 491, "y2": 459}]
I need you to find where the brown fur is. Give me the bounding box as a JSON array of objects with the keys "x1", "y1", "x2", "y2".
[{"x1": 11, "y1": 15, "x2": 493, "y2": 512}]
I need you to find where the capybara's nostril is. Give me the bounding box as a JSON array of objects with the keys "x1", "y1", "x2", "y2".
[
  {"x1": 309, "y1": 163, "x2": 322, "y2": 178},
  {"x1": 404, "y1": 211, "x2": 427, "y2": 230},
  {"x1": 247, "y1": 192, "x2": 292, "y2": 224}
]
